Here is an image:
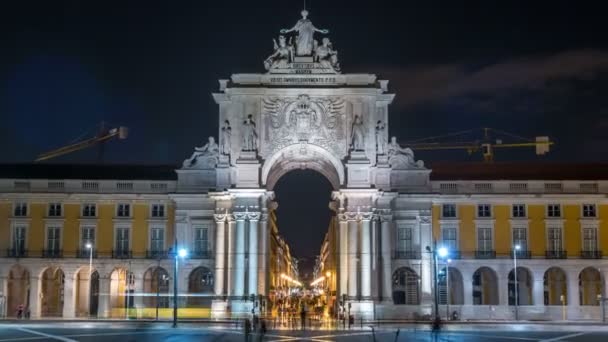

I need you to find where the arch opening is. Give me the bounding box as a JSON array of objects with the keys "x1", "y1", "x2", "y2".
[
  {"x1": 143, "y1": 267, "x2": 170, "y2": 309},
  {"x1": 544, "y1": 267, "x2": 567, "y2": 305},
  {"x1": 472, "y1": 267, "x2": 498, "y2": 305},
  {"x1": 7, "y1": 265, "x2": 30, "y2": 317},
  {"x1": 438, "y1": 267, "x2": 464, "y2": 305},
  {"x1": 188, "y1": 267, "x2": 214, "y2": 307},
  {"x1": 579, "y1": 267, "x2": 603, "y2": 306},
  {"x1": 392, "y1": 267, "x2": 420, "y2": 305},
  {"x1": 41, "y1": 267, "x2": 65, "y2": 317},
  {"x1": 75, "y1": 267, "x2": 100, "y2": 317},
  {"x1": 508, "y1": 267, "x2": 533, "y2": 305}
]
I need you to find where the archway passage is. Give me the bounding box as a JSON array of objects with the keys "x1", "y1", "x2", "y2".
[
  {"x1": 109, "y1": 268, "x2": 134, "y2": 313},
  {"x1": 438, "y1": 267, "x2": 464, "y2": 305},
  {"x1": 544, "y1": 267, "x2": 567, "y2": 305},
  {"x1": 41, "y1": 267, "x2": 64, "y2": 317},
  {"x1": 472, "y1": 267, "x2": 498, "y2": 305},
  {"x1": 143, "y1": 267, "x2": 170, "y2": 309},
  {"x1": 188, "y1": 267, "x2": 214, "y2": 307},
  {"x1": 75, "y1": 268, "x2": 99, "y2": 317},
  {"x1": 508, "y1": 267, "x2": 533, "y2": 305},
  {"x1": 392, "y1": 267, "x2": 420, "y2": 305},
  {"x1": 579, "y1": 267, "x2": 602, "y2": 306},
  {"x1": 7, "y1": 265, "x2": 30, "y2": 317}
]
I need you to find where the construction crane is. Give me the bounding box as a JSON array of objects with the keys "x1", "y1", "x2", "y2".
[
  {"x1": 403, "y1": 128, "x2": 553, "y2": 162},
  {"x1": 35, "y1": 123, "x2": 128, "y2": 162}
]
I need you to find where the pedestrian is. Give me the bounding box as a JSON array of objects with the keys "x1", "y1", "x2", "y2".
[
  {"x1": 16, "y1": 304, "x2": 24, "y2": 319},
  {"x1": 259, "y1": 319, "x2": 267, "y2": 342},
  {"x1": 300, "y1": 306, "x2": 306, "y2": 331},
  {"x1": 244, "y1": 318, "x2": 251, "y2": 342}
]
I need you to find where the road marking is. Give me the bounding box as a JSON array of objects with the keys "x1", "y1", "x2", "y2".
[
  {"x1": 0, "y1": 336, "x2": 48, "y2": 342},
  {"x1": 540, "y1": 332, "x2": 587, "y2": 341},
  {"x1": 447, "y1": 332, "x2": 539, "y2": 341},
  {"x1": 16, "y1": 328, "x2": 77, "y2": 342}
]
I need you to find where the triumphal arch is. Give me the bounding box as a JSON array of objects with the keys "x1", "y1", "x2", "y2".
[{"x1": 174, "y1": 9, "x2": 432, "y2": 318}]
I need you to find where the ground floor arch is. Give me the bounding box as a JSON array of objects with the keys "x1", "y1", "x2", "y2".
[
  {"x1": 6, "y1": 264, "x2": 30, "y2": 317},
  {"x1": 579, "y1": 267, "x2": 602, "y2": 306},
  {"x1": 472, "y1": 267, "x2": 498, "y2": 305},
  {"x1": 188, "y1": 266, "x2": 214, "y2": 307},
  {"x1": 392, "y1": 267, "x2": 420, "y2": 305},
  {"x1": 40, "y1": 267, "x2": 64, "y2": 317},
  {"x1": 75, "y1": 267, "x2": 99, "y2": 317},
  {"x1": 544, "y1": 267, "x2": 567, "y2": 305},
  {"x1": 109, "y1": 268, "x2": 134, "y2": 310},
  {"x1": 439, "y1": 266, "x2": 464, "y2": 305},
  {"x1": 143, "y1": 266, "x2": 170, "y2": 309},
  {"x1": 508, "y1": 267, "x2": 533, "y2": 305}
]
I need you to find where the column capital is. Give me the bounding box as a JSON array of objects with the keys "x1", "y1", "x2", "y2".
[
  {"x1": 214, "y1": 213, "x2": 229, "y2": 223},
  {"x1": 419, "y1": 216, "x2": 431, "y2": 224},
  {"x1": 380, "y1": 214, "x2": 393, "y2": 222},
  {"x1": 233, "y1": 212, "x2": 248, "y2": 221},
  {"x1": 260, "y1": 213, "x2": 269, "y2": 221},
  {"x1": 247, "y1": 212, "x2": 261, "y2": 221},
  {"x1": 358, "y1": 212, "x2": 374, "y2": 221}
]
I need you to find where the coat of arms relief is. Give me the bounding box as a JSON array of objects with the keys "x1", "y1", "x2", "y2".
[{"x1": 261, "y1": 94, "x2": 346, "y2": 158}]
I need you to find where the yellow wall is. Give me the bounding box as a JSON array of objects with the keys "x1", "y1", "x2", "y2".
[
  {"x1": 494, "y1": 205, "x2": 510, "y2": 255},
  {"x1": 0, "y1": 202, "x2": 10, "y2": 250},
  {"x1": 29, "y1": 203, "x2": 45, "y2": 252},
  {"x1": 564, "y1": 205, "x2": 581, "y2": 257},
  {"x1": 459, "y1": 205, "x2": 476, "y2": 256},
  {"x1": 63, "y1": 204, "x2": 79, "y2": 254},
  {"x1": 528, "y1": 205, "x2": 545, "y2": 256},
  {"x1": 600, "y1": 205, "x2": 608, "y2": 255},
  {"x1": 431, "y1": 205, "x2": 440, "y2": 241},
  {"x1": 98, "y1": 203, "x2": 115, "y2": 254},
  {"x1": 132, "y1": 203, "x2": 148, "y2": 256}
]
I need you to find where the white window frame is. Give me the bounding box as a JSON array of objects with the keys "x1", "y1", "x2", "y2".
[
  {"x1": 581, "y1": 222, "x2": 599, "y2": 252},
  {"x1": 80, "y1": 225, "x2": 96, "y2": 250},
  {"x1": 192, "y1": 225, "x2": 210, "y2": 253},
  {"x1": 114, "y1": 225, "x2": 132, "y2": 251},
  {"x1": 440, "y1": 221, "x2": 459, "y2": 252},
  {"x1": 582, "y1": 204, "x2": 597, "y2": 218},
  {"x1": 13, "y1": 202, "x2": 28, "y2": 217},
  {"x1": 475, "y1": 220, "x2": 495, "y2": 252},
  {"x1": 512, "y1": 204, "x2": 527, "y2": 218},
  {"x1": 48, "y1": 203, "x2": 63, "y2": 217},
  {"x1": 116, "y1": 203, "x2": 132, "y2": 218},
  {"x1": 81, "y1": 203, "x2": 97, "y2": 218},
  {"x1": 477, "y1": 204, "x2": 492, "y2": 218},
  {"x1": 546, "y1": 222, "x2": 564, "y2": 252},
  {"x1": 547, "y1": 204, "x2": 561, "y2": 218},
  {"x1": 149, "y1": 225, "x2": 166, "y2": 252},
  {"x1": 150, "y1": 204, "x2": 166, "y2": 218},
  {"x1": 45, "y1": 224, "x2": 63, "y2": 252},
  {"x1": 10, "y1": 221, "x2": 29, "y2": 251},
  {"x1": 441, "y1": 204, "x2": 457, "y2": 218},
  {"x1": 511, "y1": 223, "x2": 529, "y2": 251},
  {"x1": 396, "y1": 225, "x2": 414, "y2": 252}
]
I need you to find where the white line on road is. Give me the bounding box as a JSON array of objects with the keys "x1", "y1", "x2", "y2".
[
  {"x1": 16, "y1": 328, "x2": 77, "y2": 342},
  {"x1": 540, "y1": 332, "x2": 587, "y2": 341}
]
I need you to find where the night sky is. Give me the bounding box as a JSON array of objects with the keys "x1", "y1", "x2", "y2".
[{"x1": 2, "y1": 1, "x2": 608, "y2": 271}]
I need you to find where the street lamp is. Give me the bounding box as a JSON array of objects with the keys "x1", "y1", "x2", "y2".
[
  {"x1": 427, "y1": 242, "x2": 449, "y2": 330},
  {"x1": 446, "y1": 259, "x2": 451, "y2": 320},
  {"x1": 86, "y1": 242, "x2": 93, "y2": 317},
  {"x1": 513, "y1": 244, "x2": 521, "y2": 321},
  {"x1": 173, "y1": 241, "x2": 188, "y2": 328}
]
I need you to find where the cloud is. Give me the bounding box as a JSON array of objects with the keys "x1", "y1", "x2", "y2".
[{"x1": 378, "y1": 49, "x2": 608, "y2": 108}]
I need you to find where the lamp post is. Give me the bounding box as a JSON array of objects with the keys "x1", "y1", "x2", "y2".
[
  {"x1": 172, "y1": 239, "x2": 188, "y2": 328},
  {"x1": 513, "y1": 244, "x2": 520, "y2": 321},
  {"x1": 428, "y1": 242, "x2": 449, "y2": 330},
  {"x1": 446, "y1": 259, "x2": 451, "y2": 320},
  {"x1": 86, "y1": 242, "x2": 93, "y2": 317}
]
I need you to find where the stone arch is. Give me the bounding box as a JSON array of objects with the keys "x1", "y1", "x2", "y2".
[
  {"x1": 143, "y1": 266, "x2": 170, "y2": 309},
  {"x1": 472, "y1": 267, "x2": 498, "y2": 305},
  {"x1": 74, "y1": 266, "x2": 99, "y2": 317},
  {"x1": 392, "y1": 267, "x2": 420, "y2": 305},
  {"x1": 40, "y1": 267, "x2": 64, "y2": 317},
  {"x1": 508, "y1": 267, "x2": 533, "y2": 305},
  {"x1": 579, "y1": 267, "x2": 603, "y2": 306},
  {"x1": 7, "y1": 264, "x2": 30, "y2": 317},
  {"x1": 188, "y1": 266, "x2": 214, "y2": 307},
  {"x1": 109, "y1": 267, "x2": 133, "y2": 311},
  {"x1": 544, "y1": 267, "x2": 567, "y2": 305},
  {"x1": 438, "y1": 266, "x2": 464, "y2": 305},
  {"x1": 262, "y1": 144, "x2": 344, "y2": 190}
]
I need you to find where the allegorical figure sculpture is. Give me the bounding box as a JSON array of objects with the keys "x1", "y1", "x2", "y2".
[
  {"x1": 375, "y1": 120, "x2": 386, "y2": 155},
  {"x1": 183, "y1": 136, "x2": 219, "y2": 168},
  {"x1": 264, "y1": 35, "x2": 294, "y2": 70},
  {"x1": 387, "y1": 136, "x2": 424, "y2": 168},
  {"x1": 314, "y1": 37, "x2": 340, "y2": 71},
  {"x1": 242, "y1": 114, "x2": 258, "y2": 151},
  {"x1": 220, "y1": 120, "x2": 232, "y2": 155},
  {"x1": 351, "y1": 115, "x2": 365, "y2": 151},
  {"x1": 280, "y1": 9, "x2": 328, "y2": 56}
]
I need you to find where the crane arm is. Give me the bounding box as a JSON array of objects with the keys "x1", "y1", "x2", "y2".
[{"x1": 35, "y1": 127, "x2": 127, "y2": 162}]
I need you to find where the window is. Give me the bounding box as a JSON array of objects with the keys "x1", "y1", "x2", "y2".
[
  {"x1": 442, "y1": 204, "x2": 457, "y2": 218},
  {"x1": 117, "y1": 203, "x2": 131, "y2": 217},
  {"x1": 582, "y1": 227, "x2": 598, "y2": 252},
  {"x1": 151, "y1": 204, "x2": 165, "y2": 218},
  {"x1": 397, "y1": 226, "x2": 413, "y2": 252},
  {"x1": 582, "y1": 204, "x2": 596, "y2": 218},
  {"x1": 441, "y1": 227, "x2": 458, "y2": 252},
  {"x1": 13, "y1": 202, "x2": 27, "y2": 217},
  {"x1": 46, "y1": 226, "x2": 61, "y2": 252},
  {"x1": 547, "y1": 204, "x2": 561, "y2": 218},
  {"x1": 48, "y1": 203, "x2": 62, "y2": 217},
  {"x1": 150, "y1": 227, "x2": 165, "y2": 252},
  {"x1": 194, "y1": 226, "x2": 209, "y2": 253},
  {"x1": 512, "y1": 204, "x2": 526, "y2": 218},
  {"x1": 82, "y1": 203, "x2": 96, "y2": 217},
  {"x1": 477, "y1": 204, "x2": 492, "y2": 218},
  {"x1": 81, "y1": 226, "x2": 95, "y2": 250},
  {"x1": 115, "y1": 227, "x2": 130, "y2": 251},
  {"x1": 512, "y1": 227, "x2": 527, "y2": 251},
  {"x1": 477, "y1": 227, "x2": 493, "y2": 251},
  {"x1": 547, "y1": 227, "x2": 562, "y2": 251},
  {"x1": 12, "y1": 225, "x2": 27, "y2": 252}
]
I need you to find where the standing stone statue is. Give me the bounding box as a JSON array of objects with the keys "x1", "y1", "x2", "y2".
[
  {"x1": 350, "y1": 115, "x2": 365, "y2": 151},
  {"x1": 375, "y1": 120, "x2": 386, "y2": 155},
  {"x1": 280, "y1": 9, "x2": 329, "y2": 56},
  {"x1": 220, "y1": 120, "x2": 232, "y2": 155},
  {"x1": 242, "y1": 114, "x2": 258, "y2": 151}
]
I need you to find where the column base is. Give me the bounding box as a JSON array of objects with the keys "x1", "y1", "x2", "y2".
[
  {"x1": 347, "y1": 300, "x2": 375, "y2": 320},
  {"x1": 211, "y1": 300, "x2": 229, "y2": 318},
  {"x1": 229, "y1": 300, "x2": 253, "y2": 318}
]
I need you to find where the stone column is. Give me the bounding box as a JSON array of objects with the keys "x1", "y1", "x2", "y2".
[
  {"x1": 498, "y1": 274, "x2": 508, "y2": 306},
  {"x1": 347, "y1": 214, "x2": 359, "y2": 298},
  {"x1": 533, "y1": 276, "x2": 544, "y2": 307},
  {"x1": 62, "y1": 272, "x2": 75, "y2": 318},
  {"x1": 567, "y1": 269, "x2": 578, "y2": 307},
  {"x1": 97, "y1": 276, "x2": 111, "y2": 318},
  {"x1": 132, "y1": 275, "x2": 144, "y2": 309},
  {"x1": 28, "y1": 277, "x2": 41, "y2": 318},
  {"x1": 213, "y1": 214, "x2": 227, "y2": 297},
  {"x1": 248, "y1": 212, "x2": 260, "y2": 296},
  {"x1": 462, "y1": 269, "x2": 473, "y2": 305},
  {"x1": 233, "y1": 212, "x2": 247, "y2": 298},
  {"x1": 380, "y1": 214, "x2": 393, "y2": 301},
  {"x1": 258, "y1": 212, "x2": 269, "y2": 295},
  {"x1": 338, "y1": 214, "x2": 349, "y2": 298},
  {"x1": 226, "y1": 217, "x2": 235, "y2": 296},
  {"x1": 360, "y1": 213, "x2": 372, "y2": 299}
]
